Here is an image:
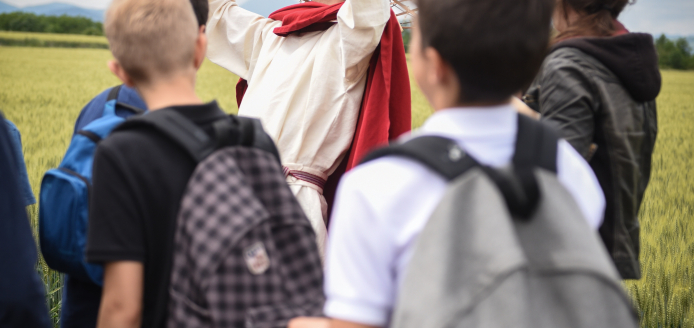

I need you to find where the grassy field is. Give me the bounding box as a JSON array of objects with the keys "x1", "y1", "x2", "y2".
[
  {"x1": 624, "y1": 70, "x2": 694, "y2": 327},
  {"x1": 0, "y1": 31, "x2": 109, "y2": 48},
  {"x1": 0, "y1": 31, "x2": 109, "y2": 44},
  {"x1": 0, "y1": 42, "x2": 691, "y2": 327}
]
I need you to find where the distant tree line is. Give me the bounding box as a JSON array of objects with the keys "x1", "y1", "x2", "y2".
[
  {"x1": 0, "y1": 12, "x2": 103, "y2": 36},
  {"x1": 656, "y1": 35, "x2": 694, "y2": 70},
  {"x1": 1, "y1": 13, "x2": 691, "y2": 71}
]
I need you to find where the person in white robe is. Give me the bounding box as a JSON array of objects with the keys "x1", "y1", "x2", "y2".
[{"x1": 206, "y1": 0, "x2": 391, "y2": 258}]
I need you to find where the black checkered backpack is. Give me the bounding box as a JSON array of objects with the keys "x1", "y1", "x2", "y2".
[{"x1": 116, "y1": 110, "x2": 325, "y2": 328}]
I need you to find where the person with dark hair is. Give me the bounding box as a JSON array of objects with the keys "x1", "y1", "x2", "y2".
[
  {"x1": 0, "y1": 113, "x2": 51, "y2": 328},
  {"x1": 55, "y1": 2, "x2": 209, "y2": 327},
  {"x1": 290, "y1": 0, "x2": 607, "y2": 327},
  {"x1": 525, "y1": 0, "x2": 660, "y2": 280},
  {"x1": 189, "y1": 0, "x2": 209, "y2": 27}
]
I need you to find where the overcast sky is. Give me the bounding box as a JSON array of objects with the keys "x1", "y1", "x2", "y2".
[{"x1": 4, "y1": 0, "x2": 693, "y2": 36}]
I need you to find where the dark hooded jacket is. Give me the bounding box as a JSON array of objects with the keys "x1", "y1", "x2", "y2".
[{"x1": 525, "y1": 33, "x2": 660, "y2": 279}]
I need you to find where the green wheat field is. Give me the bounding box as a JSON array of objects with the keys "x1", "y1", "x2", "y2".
[
  {"x1": 0, "y1": 35, "x2": 692, "y2": 327},
  {"x1": 0, "y1": 31, "x2": 109, "y2": 45}
]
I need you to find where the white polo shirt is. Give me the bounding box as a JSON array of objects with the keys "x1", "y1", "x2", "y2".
[{"x1": 324, "y1": 105, "x2": 605, "y2": 326}]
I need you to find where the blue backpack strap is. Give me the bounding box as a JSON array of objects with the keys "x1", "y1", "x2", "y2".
[
  {"x1": 106, "y1": 85, "x2": 145, "y2": 116},
  {"x1": 75, "y1": 86, "x2": 145, "y2": 144}
]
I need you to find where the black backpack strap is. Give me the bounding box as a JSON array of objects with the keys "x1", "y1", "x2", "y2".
[
  {"x1": 512, "y1": 114, "x2": 559, "y2": 172},
  {"x1": 237, "y1": 117, "x2": 256, "y2": 146},
  {"x1": 362, "y1": 136, "x2": 539, "y2": 219},
  {"x1": 481, "y1": 165, "x2": 540, "y2": 219},
  {"x1": 116, "y1": 109, "x2": 215, "y2": 163},
  {"x1": 115, "y1": 103, "x2": 145, "y2": 115},
  {"x1": 361, "y1": 136, "x2": 479, "y2": 181},
  {"x1": 238, "y1": 117, "x2": 282, "y2": 163},
  {"x1": 360, "y1": 114, "x2": 559, "y2": 219},
  {"x1": 107, "y1": 85, "x2": 121, "y2": 102},
  {"x1": 212, "y1": 116, "x2": 281, "y2": 163},
  {"x1": 116, "y1": 110, "x2": 282, "y2": 165}
]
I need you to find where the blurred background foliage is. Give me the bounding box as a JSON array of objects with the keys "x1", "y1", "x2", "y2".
[
  {"x1": 0, "y1": 12, "x2": 102, "y2": 35},
  {"x1": 656, "y1": 35, "x2": 694, "y2": 70}
]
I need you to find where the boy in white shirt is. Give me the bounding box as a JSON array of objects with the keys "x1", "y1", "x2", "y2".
[
  {"x1": 290, "y1": 0, "x2": 605, "y2": 326},
  {"x1": 206, "y1": 0, "x2": 411, "y2": 257}
]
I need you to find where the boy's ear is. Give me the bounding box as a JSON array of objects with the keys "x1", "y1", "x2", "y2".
[
  {"x1": 108, "y1": 60, "x2": 136, "y2": 87},
  {"x1": 423, "y1": 46, "x2": 463, "y2": 107},
  {"x1": 424, "y1": 47, "x2": 448, "y2": 86},
  {"x1": 193, "y1": 25, "x2": 207, "y2": 71}
]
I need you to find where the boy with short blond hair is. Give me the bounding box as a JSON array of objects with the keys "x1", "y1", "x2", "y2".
[
  {"x1": 104, "y1": 0, "x2": 200, "y2": 86},
  {"x1": 85, "y1": 0, "x2": 219, "y2": 327},
  {"x1": 60, "y1": 2, "x2": 209, "y2": 327}
]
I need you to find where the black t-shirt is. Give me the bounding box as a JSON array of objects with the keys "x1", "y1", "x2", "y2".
[{"x1": 86, "y1": 102, "x2": 227, "y2": 328}]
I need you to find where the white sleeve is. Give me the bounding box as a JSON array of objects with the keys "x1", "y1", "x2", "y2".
[
  {"x1": 206, "y1": 0, "x2": 278, "y2": 79},
  {"x1": 556, "y1": 140, "x2": 606, "y2": 229},
  {"x1": 336, "y1": 0, "x2": 391, "y2": 81},
  {"x1": 324, "y1": 171, "x2": 395, "y2": 327}
]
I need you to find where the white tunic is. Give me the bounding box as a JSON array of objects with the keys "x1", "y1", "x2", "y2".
[
  {"x1": 206, "y1": 0, "x2": 391, "y2": 256},
  {"x1": 324, "y1": 105, "x2": 606, "y2": 326}
]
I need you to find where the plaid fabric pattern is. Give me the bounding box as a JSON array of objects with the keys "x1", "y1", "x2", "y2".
[{"x1": 168, "y1": 147, "x2": 324, "y2": 328}]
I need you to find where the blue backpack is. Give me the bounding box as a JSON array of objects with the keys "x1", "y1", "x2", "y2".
[{"x1": 39, "y1": 86, "x2": 144, "y2": 285}]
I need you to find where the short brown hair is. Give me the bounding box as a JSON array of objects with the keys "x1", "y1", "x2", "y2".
[
  {"x1": 416, "y1": 0, "x2": 554, "y2": 103},
  {"x1": 105, "y1": 0, "x2": 199, "y2": 84}
]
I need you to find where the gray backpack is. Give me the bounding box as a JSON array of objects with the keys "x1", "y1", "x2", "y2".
[{"x1": 363, "y1": 115, "x2": 638, "y2": 328}]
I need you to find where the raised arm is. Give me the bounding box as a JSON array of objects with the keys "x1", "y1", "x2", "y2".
[
  {"x1": 336, "y1": 0, "x2": 391, "y2": 80},
  {"x1": 206, "y1": 0, "x2": 279, "y2": 79}
]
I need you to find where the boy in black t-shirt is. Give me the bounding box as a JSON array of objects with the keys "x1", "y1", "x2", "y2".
[
  {"x1": 62, "y1": 3, "x2": 209, "y2": 327},
  {"x1": 85, "y1": 0, "x2": 222, "y2": 327}
]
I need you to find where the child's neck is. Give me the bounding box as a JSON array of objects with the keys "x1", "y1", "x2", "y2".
[
  {"x1": 434, "y1": 99, "x2": 512, "y2": 112},
  {"x1": 138, "y1": 74, "x2": 203, "y2": 111}
]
